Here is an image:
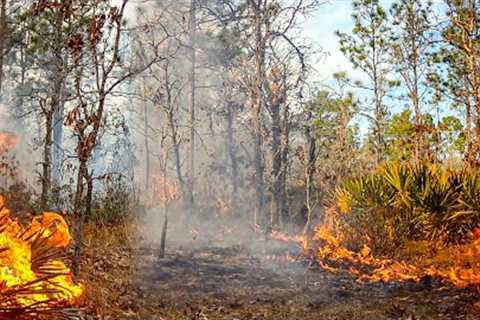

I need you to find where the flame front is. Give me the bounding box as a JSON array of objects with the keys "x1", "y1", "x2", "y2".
[
  {"x1": 0, "y1": 195, "x2": 83, "y2": 313},
  {"x1": 268, "y1": 218, "x2": 480, "y2": 289},
  {"x1": 311, "y1": 223, "x2": 480, "y2": 289}
]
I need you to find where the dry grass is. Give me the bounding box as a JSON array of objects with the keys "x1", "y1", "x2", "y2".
[{"x1": 79, "y1": 221, "x2": 140, "y2": 318}]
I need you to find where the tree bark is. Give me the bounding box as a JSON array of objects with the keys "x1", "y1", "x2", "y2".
[
  {"x1": 188, "y1": 0, "x2": 196, "y2": 189},
  {"x1": 280, "y1": 103, "x2": 290, "y2": 225},
  {"x1": 252, "y1": 2, "x2": 266, "y2": 229},
  {"x1": 72, "y1": 160, "x2": 87, "y2": 277},
  {"x1": 50, "y1": 5, "x2": 66, "y2": 198},
  {"x1": 271, "y1": 101, "x2": 282, "y2": 228},
  {"x1": 144, "y1": 95, "x2": 150, "y2": 191},
  {"x1": 225, "y1": 103, "x2": 239, "y2": 214},
  {"x1": 41, "y1": 109, "x2": 53, "y2": 210},
  {"x1": 303, "y1": 105, "x2": 316, "y2": 234},
  {"x1": 0, "y1": 0, "x2": 6, "y2": 95}
]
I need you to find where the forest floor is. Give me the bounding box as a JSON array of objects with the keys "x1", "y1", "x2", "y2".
[{"x1": 80, "y1": 217, "x2": 480, "y2": 320}]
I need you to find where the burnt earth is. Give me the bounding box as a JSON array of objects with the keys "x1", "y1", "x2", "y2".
[{"x1": 117, "y1": 243, "x2": 480, "y2": 320}]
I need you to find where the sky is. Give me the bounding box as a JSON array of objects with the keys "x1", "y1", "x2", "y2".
[
  {"x1": 303, "y1": 0, "x2": 356, "y2": 83},
  {"x1": 303, "y1": 0, "x2": 452, "y2": 135},
  {"x1": 303, "y1": 0, "x2": 446, "y2": 83}
]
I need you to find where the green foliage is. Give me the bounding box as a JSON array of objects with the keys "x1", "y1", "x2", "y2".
[{"x1": 334, "y1": 162, "x2": 480, "y2": 252}]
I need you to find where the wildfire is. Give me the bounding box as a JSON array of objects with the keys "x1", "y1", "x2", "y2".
[
  {"x1": 311, "y1": 223, "x2": 480, "y2": 289},
  {"x1": 270, "y1": 229, "x2": 308, "y2": 249},
  {"x1": 267, "y1": 217, "x2": 480, "y2": 289},
  {"x1": 0, "y1": 195, "x2": 83, "y2": 316},
  {"x1": 0, "y1": 131, "x2": 18, "y2": 154}
]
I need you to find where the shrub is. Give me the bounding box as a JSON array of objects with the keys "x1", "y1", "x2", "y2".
[
  {"x1": 89, "y1": 175, "x2": 137, "y2": 225},
  {"x1": 333, "y1": 162, "x2": 480, "y2": 252}
]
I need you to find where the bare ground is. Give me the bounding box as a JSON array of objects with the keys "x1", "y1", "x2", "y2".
[
  {"x1": 80, "y1": 214, "x2": 480, "y2": 320},
  {"x1": 107, "y1": 242, "x2": 479, "y2": 320}
]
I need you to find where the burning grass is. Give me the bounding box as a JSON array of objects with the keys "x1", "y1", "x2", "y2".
[
  {"x1": 309, "y1": 221, "x2": 480, "y2": 288},
  {"x1": 0, "y1": 195, "x2": 83, "y2": 319}
]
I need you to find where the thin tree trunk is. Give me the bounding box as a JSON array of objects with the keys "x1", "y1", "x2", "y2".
[
  {"x1": 144, "y1": 97, "x2": 150, "y2": 191},
  {"x1": 303, "y1": 106, "x2": 316, "y2": 234},
  {"x1": 0, "y1": 0, "x2": 6, "y2": 95},
  {"x1": 271, "y1": 102, "x2": 282, "y2": 228},
  {"x1": 465, "y1": 101, "x2": 474, "y2": 165},
  {"x1": 159, "y1": 212, "x2": 168, "y2": 258},
  {"x1": 50, "y1": 6, "x2": 65, "y2": 198},
  {"x1": 280, "y1": 103, "x2": 290, "y2": 226},
  {"x1": 72, "y1": 160, "x2": 87, "y2": 277},
  {"x1": 159, "y1": 151, "x2": 169, "y2": 258},
  {"x1": 169, "y1": 109, "x2": 194, "y2": 207},
  {"x1": 52, "y1": 102, "x2": 64, "y2": 189},
  {"x1": 41, "y1": 110, "x2": 53, "y2": 210},
  {"x1": 188, "y1": 0, "x2": 196, "y2": 189},
  {"x1": 253, "y1": 3, "x2": 266, "y2": 229},
  {"x1": 225, "y1": 103, "x2": 239, "y2": 214}
]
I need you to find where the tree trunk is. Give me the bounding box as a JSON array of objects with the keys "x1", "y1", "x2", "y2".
[
  {"x1": 168, "y1": 108, "x2": 194, "y2": 207},
  {"x1": 280, "y1": 103, "x2": 290, "y2": 225},
  {"x1": 474, "y1": 95, "x2": 480, "y2": 166},
  {"x1": 52, "y1": 102, "x2": 64, "y2": 189},
  {"x1": 72, "y1": 160, "x2": 87, "y2": 277},
  {"x1": 253, "y1": 3, "x2": 266, "y2": 230},
  {"x1": 144, "y1": 96, "x2": 150, "y2": 191},
  {"x1": 41, "y1": 110, "x2": 53, "y2": 210},
  {"x1": 50, "y1": 6, "x2": 65, "y2": 200},
  {"x1": 464, "y1": 101, "x2": 474, "y2": 165},
  {"x1": 225, "y1": 103, "x2": 239, "y2": 214},
  {"x1": 303, "y1": 106, "x2": 316, "y2": 234},
  {"x1": 0, "y1": 0, "x2": 6, "y2": 95},
  {"x1": 271, "y1": 102, "x2": 282, "y2": 228},
  {"x1": 188, "y1": 0, "x2": 196, "y2": 189},
  {"x1": 159, "y1": 212, "x2": 168, "y2": 258}
]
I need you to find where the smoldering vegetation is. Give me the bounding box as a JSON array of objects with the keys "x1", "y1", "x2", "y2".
[{"x1": 2, "y1": 0, "x2": 480, "y2": 319}]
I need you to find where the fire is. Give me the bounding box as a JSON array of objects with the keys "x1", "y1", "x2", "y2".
[
  {"x1": 266, "y1": 213, "x2": 480, "y2": 289},
  {"x1": 0, "y1": 131, "x2": 18, "y2": 154},
  {"x1": 143, "y1": 174, "x2": 178, "y2": 208},
  {"x1": 270, "y1": 229, "x2": 308, "y2": 249},
  {"x1": 310, "y1": 222, "x2": 480, "y2": 289},
  {"x1": 0, "y1": 195, "x2": 83, "y2": 315}
]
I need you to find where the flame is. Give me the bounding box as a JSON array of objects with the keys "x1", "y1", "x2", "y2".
[
  {"x1": 310, "y1": 222, "x2": 480, "y2": 288},
  {"x1": 143, "y1": 175, "x2": 178, "y2": 208},
  {"x1": 0, "y1": 195, "x2": 83, "y2": 312},
  {"x1": 266, "y1": 209, "x2": 480, "y2": 289},
  {"x1": 0, "y1": 131, "x2": 18, "y2": 154},
  {"x1": 270, "y1": 229, "x2": 308, "y2": 249}
]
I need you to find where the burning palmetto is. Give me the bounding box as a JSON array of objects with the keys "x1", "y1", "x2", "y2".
[{"x1": 0, "y1": 195, "x2": 83, "y2": 319}]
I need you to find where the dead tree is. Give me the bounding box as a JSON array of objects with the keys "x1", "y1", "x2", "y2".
[
  {"x1": 160, "y1": 59, "x2": 195, "y2": 208},
  {"x1": 236, "y1": 0, "x2": 321, "y2": 231},
  {"x1": 67, "y1": 0, "x2": 165, "y2": 275}
]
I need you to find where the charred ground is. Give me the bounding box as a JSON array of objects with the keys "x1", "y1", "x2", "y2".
[{"x1": 81, "y1": 220, "x2": 480, "y2": 320}]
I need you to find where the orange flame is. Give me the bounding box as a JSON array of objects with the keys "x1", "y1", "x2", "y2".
[
  {"x1": 311, "y1": 223, "x2": 480, "y2": 288},
  {"x1": 0, "y1": 195, "x2": 83, "y2": 310},
  {"x1": 0, "y1": 131, "x2": 18, "y2": 154}
]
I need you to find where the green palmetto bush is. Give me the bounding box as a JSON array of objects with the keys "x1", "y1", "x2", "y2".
[{"x1": 333, "y1": 162, "x2": 480, "y2": 253}]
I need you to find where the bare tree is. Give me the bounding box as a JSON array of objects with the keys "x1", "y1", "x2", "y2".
[{"x1": 67, "y1": 0, "x2": 164, "y2": 275}]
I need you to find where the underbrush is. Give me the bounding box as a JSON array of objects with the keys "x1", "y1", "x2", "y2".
[
  {"x1": 80, "y1": 220, "x2": 140, "y2": 318},
  {"x1": 333, "y1": 162, "x2": 480, "y2": 252},
  {"x1": 89, "y1": 176, "x2": 138, "y2": 225},
  {"x1": 310, "y1": 162, "x2": 480, "y2": 288}
]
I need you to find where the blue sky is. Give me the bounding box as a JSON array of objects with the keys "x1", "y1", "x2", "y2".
[
  {"x1": 303, "y1": 0, "x2": 452, "y2": 136},
  {"x1": 304, "y1": 1, "x2": 356, "y2": 82},
  {"x1": 303, "y1": 0, "x2": 446, "y2": 82}
]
